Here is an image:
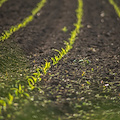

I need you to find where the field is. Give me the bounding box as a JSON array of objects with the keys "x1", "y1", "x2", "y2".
[{"x1": 0, "y1": 0, "x2": 120, "y2": 120}]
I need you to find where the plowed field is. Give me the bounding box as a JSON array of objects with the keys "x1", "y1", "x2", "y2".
[{"x1": 0, "y1": 0, "x2": 120, "y2": 120}]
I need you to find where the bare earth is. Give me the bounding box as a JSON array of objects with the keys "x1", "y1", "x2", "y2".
[{"x1": 0, "y1": 0, "x2": 120, "y2": 119}]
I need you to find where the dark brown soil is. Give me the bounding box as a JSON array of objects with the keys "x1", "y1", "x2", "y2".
[
  {"x1": 0, "y1": 0, "x2": 120, "y2": 118},
  {"x1": 0, "y1": 0, "x2": 40, "y2": 34},
  {"x1": 14, "y1": 0, "x2": 77, "y2": 65},
  {"x1": 40, "y1": 0, "x2": 120, "y2": 111},
  {"x1": 1, "y1": 0, "x2": 119, "y2": 66}
]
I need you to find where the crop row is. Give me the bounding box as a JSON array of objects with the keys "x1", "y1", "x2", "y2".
[
  {"x1": 0, "y1": 0, "x2": 119, "y2": 41},
  {"x1": 109, "y1": 0, "x2": 120, "y2": 17},
  {"x1": 0, "y1": 0, "x2": 83, "y2": 118},
  {"x1": 0, "y1": 0, "x2": 47, "y2": 118},
  {"x1": 0, "y1": 0, "x2": 7, "y2": 7},
  {"x1": 0, "y1": 0, "x2": 119, "y2": 119},
  {"x1": 0, "y1": 0, "x2": 47, "y2": 42},
  {"x1": 27, "y1": 0, "x2": 83, "y2": 90}
]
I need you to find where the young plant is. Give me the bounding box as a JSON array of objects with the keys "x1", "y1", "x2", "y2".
[
  {"x1": 11, "y1": 84, "x2": 29, "y2": 97},
  {"x1": 62, "y1": 26, "x2": 68, "y2": 32},
  {"x1": 51, "y1": 57, "x2": 58, "y2": 65},
  {"x1": 27, "y1": 78, "x2": 35, "y2": 90},
  {"x1": 41, "y1": 60, "x2": 51, "y2": 75},
  {"x1": 6, "y1": 93, "x2": 13, "y2": 106},
  {"x1": 0, "y1": 99, "x2": 6, "y2": 114},
  {"x1": 32, "y1": 68, "x2": 41, "y2": 81},
  {"x1": 51, "y1": 0, "x2": 83, "y2": 66},
  {"x1": 0, "y1": 0, "x2": 83, "y2": 117},
  {"x1": 51, "y1": 48, "x2": 67, "y2": 65},
  {"x1": 109, "y1": 0, "x2": 120, "y2": 17},
  {"x1": 27, "y1": 68, "x2": 42, "y2": 90},
  {"x1": 64, "y1": 41, "x2": 72, "y2": 52},
  {"x1": 0, "y1": 0, "x2": 7, "y2": 7},
  {"x1": 32, "y1": 0, "x2": 46, "y2": 15},
  {"x1": 55, "y1": 49, "x2": 66, "y2": 59}
]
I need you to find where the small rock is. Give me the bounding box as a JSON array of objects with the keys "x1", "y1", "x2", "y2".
[
  {"x1": 87, "y1": 25, "x2": 91, "y2": 28},
  {"x1": 100, "y1": 11, "x2": 105, "y2": 17}
]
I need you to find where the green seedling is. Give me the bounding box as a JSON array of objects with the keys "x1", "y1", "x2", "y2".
[
  {"x1": 41, "y1": 60, "x2": 51, "y2": 75},
  {"x1": 61, "y1": 48, "x2": 67, "y2": 55},
  {"x1": 86, "y1": 81, "x2": 91, "y2": 85},
  {"x1": 51, "y1": 48, "x2": 66, "y2": 65},
  {"x1": 0, "y1": 99, "x2": 6, "y2": 113},
  {"x1": 28, "y1": 76, "x2": 37, "y2": 84},
  {"x1": 51, "y1": 0, "x2": 83, "y2": 66},
  {"x1": 51, "y1": 55, "x2": 59, "y2": 65},
  {"x1": 69, "y1": 30, "x2": 77, "y2": 44},
  {"x1": 27, "y1": 68, "x2": 42, "y2": 89},
  {"x1": 74, "y1": 23, "x2": 80, "y2": 33},
  {"x1": 0, "y1": 0, "x2": 83, "y2": 117},
  {"x1": 6, "y1": 93, "x2": 13, "y2": 105},
  {"x1": 55, "y1": 48, "x2": 66, "y2": 58},
  {"x1": 27, "y1": 78, "x2": 35, "y2": 90},
  {"x1": 62, "y1": 26, "x2": 68, "y2": 32},
  {"x1": 0, "y1": 0, "x2": 47, "y2": 114},
  {"x1": 31, "y1": 0, "x2": 46, "y2": 15},
  {"x1": 11, "y1": 84, "x2": 29, "y2": 97},
  {"x1": 66, "y1": 43, "x2": 72, "y2": 52},
  {"x1": 51, "y1": 57, "x2": 58, "y2": 65},
  {"x1": 109, "y1": 0, "x2": 120, "y2": 17},
  {"x1": 64, "y1": 41, "x2": 72, "y2": 52},
  {"x1": 0, "y1": 0, "x2": 7, "y2": 7},
  {"x1": 33, "y1": 68, "x2": 41, "y2": 81},
  {"x1": 54, "y1": 48, "x2": 66, "y2": 57}
]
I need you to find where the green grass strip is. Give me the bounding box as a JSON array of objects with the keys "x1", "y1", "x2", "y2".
[
  {"x1": 0, "y1": 0, "x2": 7, "y2": 7},
  {"x1": 0, "y1": 0, "x2": 47, "y2": 42},
  {"x1": 109, "y1": 0, "x2": 120, "y2": 17}
]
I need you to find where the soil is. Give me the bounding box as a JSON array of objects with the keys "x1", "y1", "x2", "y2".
[
  {"x1": 0, "y1": 0, "x2": 120, "y2": 119},
  {"x1": 39, "y1": 0, "x2": 120, "y2": 112},
  {"x1": 14, "y1": 0, "x2": 77, "y2": 65}
]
